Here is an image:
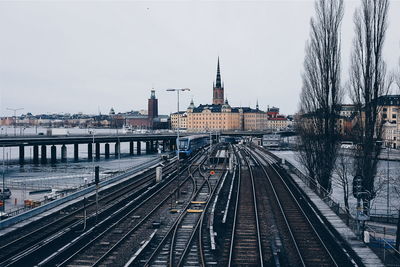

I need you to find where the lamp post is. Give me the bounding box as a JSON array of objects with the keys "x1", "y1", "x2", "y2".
[
  {"x1": 6, "y1": 108, "x2": 23, "y2": 137},
  {"x1": 166, "y1": 88, "x2": 190, "y2": 200},
  {"x1": 386, "y1": 140, "x2": 390, "y2": 219},
  {"x1": 2, "y1": 145, "x2": 5, "y2": 213}
]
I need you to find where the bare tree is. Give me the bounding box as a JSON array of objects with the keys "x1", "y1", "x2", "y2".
[
  {"x1": 349, "y1": 0, "x2": 391, "y2": 210},
  {"x1": 397, "y1": 59, "x2": 400, "y2": 90},
  {"x1": 334, "y1": 150, "x2": 354, "y2": 214},
  {"x1": 297, "y1": 0, "x2": 344, "y2": 193}
]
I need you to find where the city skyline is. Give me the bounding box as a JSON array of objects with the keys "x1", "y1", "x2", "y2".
[{"x1": 1, "y1": 1, "x2": 400, "y2": 116}]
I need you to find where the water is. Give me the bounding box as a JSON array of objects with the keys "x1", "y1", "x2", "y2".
[
  {"x1": 0, "y1": 127, "x2": 167, "y2": 212},
  {"x1": 0, "y1": 126, "x2": 124, "y2": 137},
  {"x1": 273, "y1": 150, "x2": 400, "y2": 216},
  {"x1": 0, "y1": 151, "x2": 160, "y2": 213}
]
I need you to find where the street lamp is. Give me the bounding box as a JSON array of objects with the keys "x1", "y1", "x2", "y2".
[
  {"x1": 7, "y1": 108, "x2": 23, "y2": 137},
  {"x1": 384, "y1": 139, "x2": 391, "y2": 219},
  {"x1": 166, "y1": 88, "x2": 190, "y2": 199},
  {"x1": 2, "y1": 145, "x2": 5, "y2": 214}
]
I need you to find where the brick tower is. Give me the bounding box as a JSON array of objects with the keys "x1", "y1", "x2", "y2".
[{"x1": 148, "y1": 90, "x2": 158, "y2": 119}]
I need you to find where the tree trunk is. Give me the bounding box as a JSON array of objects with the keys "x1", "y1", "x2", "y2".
[{"x1": 396, "y1": 209, "x2": 400, "y2": 251}]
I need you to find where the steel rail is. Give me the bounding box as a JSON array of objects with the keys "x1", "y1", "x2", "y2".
[
  {"x1": 242, "y1": 147, "x2": 264, "y2": 266},
  {"x1": 227, "y1": 146, "x2": 242, "y2": 266},
  {"x1": 249, "y1": 146, "x2": 339, "y2": 267},
  {"x1": 138, "y1": 150, "x2": 210, "y2": 267},
  {"x1": 56, "y1": 150, "x2": 207, "y2": 267},
  {"x1": 0, "y1": 160, "x2": 178, "y2": 266},
  {"x1": 142, "y1": 146, "x2": 218, "y2": 267}
]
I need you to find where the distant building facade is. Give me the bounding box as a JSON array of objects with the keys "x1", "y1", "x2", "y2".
[
  {"x1": 266, "y1": 107, "x2": 290, "y2": 131},
  {"x1": 170, "y1": 111, "x2": 187, "y2": 130},
  {"x1": 125, "y1": 90, "x2": 169, "y2": 129},
  {"x1": 172, "y1": 59, "x2": 268, "y2": 132}
]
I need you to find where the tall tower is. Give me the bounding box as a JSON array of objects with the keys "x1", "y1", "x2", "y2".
[
  {"x1": 212, "y1": 57, "x2": 224, "y2": 105},
  {"x1": 148, "y1": 90, "x2": 158, "y2": 119}
]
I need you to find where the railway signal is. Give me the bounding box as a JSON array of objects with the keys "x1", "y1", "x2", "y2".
[
  {"x1": 210, "y1": 170, "x2": 215, "y2": 175},
  {"x1": 352, "y1": 175, "x2": 363, "y2": 198}
]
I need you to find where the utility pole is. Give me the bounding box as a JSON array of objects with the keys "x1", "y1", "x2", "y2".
[
  {"x1": 2, "y1": 146, "x2": 5, "y2": 213},
  {"x1": 387, "y1": 144, "x2": 390, "y2": 220},
  {"x1": 7, "y1": 108, "x2": 23, "y2": 137},
  {"x1": 166, "y1": 88, "x2": 190, "y2": 200}
]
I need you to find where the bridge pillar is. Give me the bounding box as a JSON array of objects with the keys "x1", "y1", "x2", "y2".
[
  {"x1": 41, "y1": 145, "x2": 47, "y2": 164},
  {"x1": 74, "y1": 143, "x2": 79, "y2": 161},
  {"x1": 88, "y1": 143, "x2": 93, "y2": 160},
  {"x1": 137, "y1": 141, "x2": 141, "y2": 155},
  {"x1": 169, "y1": 140, "x2": 174, "y2": 151},
  {"x1": 51, "y1": 145, "x2": 57, "y2": 164},
  {"x1": 95, "y1": 143, "x2": 100, "y2": 160},
  {"x1": 129, "y1": 141, "x2": 134, "y2": 156},
  {"x1": 162, "y1": 141, "x2": 166, "y2": 152},
  {"x1": 155, "y1": 141, "x2": 159, "y2": 152},
  {"x1": 33, "y1": 145, "x2": 39, "y2": 164},
  {"x1": 145, "y1": 141, "x2": 150, "y2": 153},
  {"x1": 115, "y1": 142, "x2": 120, "y2": 157},
  {"x1": 150, "y1": 141, "x2": 154, "y2": 152},
  {"x1": 61, "y1": 145, "x2": 67, "y2": 162},
  {"x1": 105, "y1": 143, "x2": 110, "y2": 159},
  {"x1": 19, "y1": 145, "x2": 24, "y2": 165}
]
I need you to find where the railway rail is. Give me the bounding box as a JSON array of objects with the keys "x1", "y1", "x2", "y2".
[
  {"x1": 227, "y1": 146, "x2": 263, "y2": 266},
  {"x1": 246, "y1": 145, "x2": 353, "y2": 266},
  {"x1": 0, "y1": 152, "x2": 201, "y2": 266},
  {"x1": 0, "y1": 141, "x2": 363, "y2": 267},
  {"x1": 134, "y1": 145, "x2": 228, "y2": 267},
  {"x1": 44, "y1": 149, "x2": 209, "y2": 266}
]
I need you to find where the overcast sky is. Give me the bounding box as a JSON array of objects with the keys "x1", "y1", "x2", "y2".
[{"x1": 0, "y1": 0, "x2": 399, "y2": 117}]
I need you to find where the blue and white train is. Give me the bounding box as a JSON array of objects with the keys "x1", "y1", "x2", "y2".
[{"x1": 177, "y1": 135, "x2": 210, "y2": 157}]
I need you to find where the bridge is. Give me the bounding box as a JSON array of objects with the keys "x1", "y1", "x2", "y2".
[
  {"x1": 220, "y1": 130, "x2": 296, "y2": 137},
  {"x1": 0, "y1": 130, "x2": 296, "y2": 165},
  {"x1": 0, "y1": 134, "x2": 177, "y2": 164}
]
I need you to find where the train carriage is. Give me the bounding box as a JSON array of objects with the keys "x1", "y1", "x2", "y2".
[{"x1": 177, "y1": 135, "x2": 209, "y2": 157}]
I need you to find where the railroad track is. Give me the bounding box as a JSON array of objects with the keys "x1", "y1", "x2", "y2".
[
  {"x1": 0, "y1": 153, "x2": 200, "y2": 267},
  {"x1": 135, "y1": 145, "x2": 227, "y2": 267},
  {"x1": 132, "y1": 161, "x2": 209, "y2": 266},
  {"x1": 176, "y1": 146, "x2": 230, "y2": 267},
  {"x1": 227, "y1": 146, "x2": 263, "y2": 266},
  {"x1": 173, "y1": 145, "x2": 231, "y2": 267},
  {"x1": 246, "y1": 145, "x2": 351, "y2": 266},
  {"x1": 42, "y1": 149, "x2": 210, "y2": 267}
]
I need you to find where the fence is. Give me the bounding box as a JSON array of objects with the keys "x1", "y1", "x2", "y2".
[
  {"x1": 261, "y1": 147, "x2": 400, "y2": 266},
  {"x1": 0, "y1": 157, "x2": 162, "y2": 227}
]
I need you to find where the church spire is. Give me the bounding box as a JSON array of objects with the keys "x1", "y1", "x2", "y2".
[
  {"x1": 216, "y1": 57, "x2": 222, "y2": 88},
  {"x1": 212, "y1": 57, "x2": 224, "y2": 105}
]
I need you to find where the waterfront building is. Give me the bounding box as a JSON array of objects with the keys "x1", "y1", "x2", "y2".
[
  {"x1": 172, "y1": 58, "x2": 268, "y2": 132},
  {"x1": 170, "y1": 111, "x2": 187, "y2": 130},
  {"x1": 125, "y1": 90, "x2": 169, "y2": 130}
]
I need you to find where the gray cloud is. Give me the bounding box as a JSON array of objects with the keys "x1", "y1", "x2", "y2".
[{"x1": 0, "y1": 0, "x2": 399, "y2": 117}]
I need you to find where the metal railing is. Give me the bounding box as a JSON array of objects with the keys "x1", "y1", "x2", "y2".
[
  {"x1": 0, "y1": 157, "x2": 163, "y2": 222},
  {"x1": 263, "y1": 148, "x2": 400, "y2": 265}
]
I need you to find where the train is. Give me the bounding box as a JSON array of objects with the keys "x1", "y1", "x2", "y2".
[
  {"x1": 220, "y1": 136, "x2": 239, "y2": 144},
  {"x1": 177, "y1": 135, "x2": 210, "y2": 157}
]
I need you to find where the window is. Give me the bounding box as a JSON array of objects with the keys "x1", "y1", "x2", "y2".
[
  {"x1": 383, "y1": 108, "x2": 387, "y2": 112},
  {"x1": 392, "y1": 114, "x2": 397, "y2": 119}
]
